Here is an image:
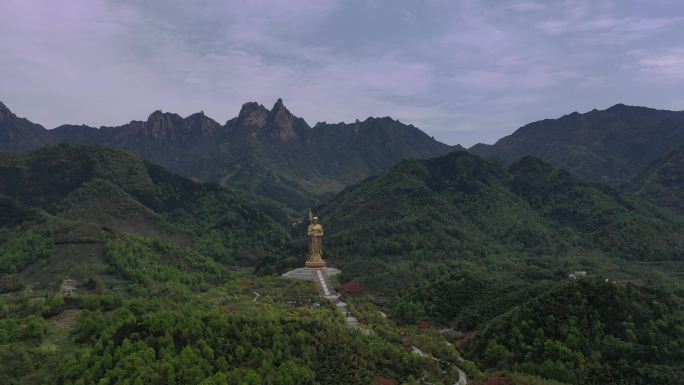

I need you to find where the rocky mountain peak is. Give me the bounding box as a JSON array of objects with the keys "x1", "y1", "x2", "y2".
[
  {"x1": 267, "y1": 98, "x2": 301, "y2": 142},
  {"x1": 146, "y1": 109, "x2": 178, "y2": 122},
  {"x1": 144, "y1": 110, "x2": 184, "y2": 130},
  {"x1": 234, "y1": 99, "x2": 305, "y2": 141},
  {"x1": 237, "y1": 102, "x2": 269, "y2": 130},
  {"x1": 147, "y1": 109, "x2": 163, "y2": 119},
  {"x1": 185, "y1": 111, "x2": 215, "y2": 123},
  {"x1": 111, "y1": 110, "x2": 183, "y2": 143},
  {"x1": 184, "y1": 112, "x2": 221, "y2": 137},
  {"x1": 271, "y1": 98, "x2": 285, "y2": 112}
]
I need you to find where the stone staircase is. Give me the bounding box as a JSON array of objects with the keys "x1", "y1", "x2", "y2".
[{"x1": 312, "y1": 268, "x2": 338, "y2": 300}]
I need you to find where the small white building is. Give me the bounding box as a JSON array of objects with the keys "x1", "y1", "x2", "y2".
[
  {"x1": 59, "y1": 278, "x2": 77, "y2": 297},
  {"x1": 568, "y1": 270, "x2": 587, "y2": 280}
]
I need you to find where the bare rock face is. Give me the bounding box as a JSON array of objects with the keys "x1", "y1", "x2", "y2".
[
  {"x1": 268, "y1": 98, "x2": 299, "y2": 142},
  {"x1": 119, "y1": 110, "x2": 185, "y2": 142},
  {"x1": 234, "y1": 99, "x2": 303, "y2": 142},
  {"x1": 185, "y1": 112, "x2": 221, "y2": 138},
  {"x1": 110, "y1": 110, "x2": 221, "y2": 145},
  {"x1": 146, "y1": 110, "x2": 179, "y2": 131},
  {"x1": 237, "y1": 102, "x2": 269, "y2": 132}
]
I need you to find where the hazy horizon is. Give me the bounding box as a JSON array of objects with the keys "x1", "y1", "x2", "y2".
[{"x1": 2, "y1": 0, "x2": 683, "y2": 146}]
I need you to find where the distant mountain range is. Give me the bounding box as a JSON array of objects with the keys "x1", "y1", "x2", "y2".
[
  {"x1": 469, "y1": 104, "x2": 684, "y2": 186},
  {"x1": 0, "y1": 100, "x2": 457, "y2": 220},
  {"x1": 2, "y1": 100, "x2": 683, "y2": 216}
]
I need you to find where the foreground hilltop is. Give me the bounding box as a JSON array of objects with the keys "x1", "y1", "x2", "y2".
[{"x1": 0, "y1": 99, "x2": 457, "y2": 218}]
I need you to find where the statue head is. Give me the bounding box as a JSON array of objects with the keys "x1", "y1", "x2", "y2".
[{"x1": 312, "y1": 216, "x2": 319, "y2": 224}]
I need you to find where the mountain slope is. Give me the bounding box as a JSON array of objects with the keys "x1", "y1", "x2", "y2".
[
  {"x1": 0, "y1": 100, "x2": 456, "y2": 217},
  {"x1": 0, "y1": 145, "x2": 290, "y2": 276},
  {"x1": 315, "y1": 151, "x2": 684, "y2": 294},
  {"x1": 627, "y1": 144, "x2": 684, "y2": 214},
  {"x1": 0, "y1": 101, "x2": 50, "y2": 151},
  {"x1": 469, "y1": 104, "x2": 684, "y2": 185}
]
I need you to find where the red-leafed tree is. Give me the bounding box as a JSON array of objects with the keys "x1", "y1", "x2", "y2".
[
  {"x1": 373, "y1": 376, "x2": 397, "y2": 385},
  {"x1": 459, "y1": 331, "x2": 475, "y2": 349},
  {"x1": 341, "y1": 281, "x2": 363, "y2": 294}
]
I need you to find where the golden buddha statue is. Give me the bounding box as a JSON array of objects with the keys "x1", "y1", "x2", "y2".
[{"x1": 305, "y1": 210, "x2": 326, "y2": 268}]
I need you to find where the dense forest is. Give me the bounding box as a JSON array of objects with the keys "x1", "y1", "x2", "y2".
[
  {"x1": 0, "y1": 146, "x2": 450, "y2": 385},
  {"x1": 0, "y1": 214, "x2": 445, "y2": 384},
  {"x1": 1, "y1": 145, "x2": 684, "y2": 384},
  {"x1": 396, "y1": 274, "x2": 684, "y2": 384},
  {"x1": 467, "y1": 278, "x2": 684, "y2": 385},
  {"x1": 316, "y1": 151, "x2": 684, "y2": 295},
  {"x1": 0, "y1": 235, "x2": 436, "y2": 385},
  {"x1": 0, "y1": 145, "x2": 290, "y2": 266},
  {"x1": 628, "y1": 144, "x2": 684, "y2": 214}
]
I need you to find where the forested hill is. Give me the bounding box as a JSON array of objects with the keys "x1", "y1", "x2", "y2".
[
  {"x1": 395, "y1": 274, "x2": 684, "y2": 385},
  {"x1": 627, "y1": 144, "x2": 684, "y2": 214},
  {"x1": 0, "y1": 144, "x2": 290, "y2": 269},
  {"x1": 467, "y1": 278, "x2": 684, "y2": 384},
  {"x1": 316, "y1": 150, "x2": 684, "y2": 294},
  {"x1": 469, "y1": 104, "x2": 684, "y2": 186},
  {"x1": 0, "y1": 145, "x2": 453, "y2": 385},
  {"x1": 0, "y1": 100, "x2": 456, "y2": 218}
]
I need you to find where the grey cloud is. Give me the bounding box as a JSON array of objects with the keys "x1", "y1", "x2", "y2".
[
  {"x1": 0, "y1": 0, "x2": 683, "y2": 147},
  {"x1": 632, "y1": 48, "x2": 684, "y2": 81}
]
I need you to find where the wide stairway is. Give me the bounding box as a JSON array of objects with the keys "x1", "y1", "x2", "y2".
[{"x1": 312, "y1": 268, "x2": 337, "y2": 300}]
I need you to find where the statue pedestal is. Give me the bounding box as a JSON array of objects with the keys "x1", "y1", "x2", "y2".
[
  {"x1": 305, "y1": 260, "x2": 326, "y2": 268},
  {"x1": 281, "y1": 267, "x2": 340, "y2": 281}
]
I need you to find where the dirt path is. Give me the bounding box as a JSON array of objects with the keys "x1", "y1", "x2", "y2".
[{"x1": 411, "y1": 345, "x2": 467, "y2": 385}]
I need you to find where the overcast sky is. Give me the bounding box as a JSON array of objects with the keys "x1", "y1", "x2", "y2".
[{"x1": 1, "y1": 0, "x2": 683, "y2": 146}]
